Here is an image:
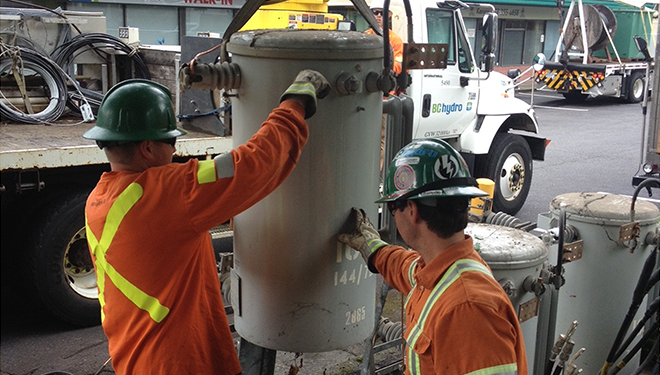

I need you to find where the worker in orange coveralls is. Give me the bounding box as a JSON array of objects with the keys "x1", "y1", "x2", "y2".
[
  {"x1": 339, "y1": 138, "x2": 528, "y2": 375},
  {"x1": 365, "y1": 0, "x2": 403, "y2": 75},
  {"x1": 82, "y1": 71, "x2": 329, "y2": 374}
]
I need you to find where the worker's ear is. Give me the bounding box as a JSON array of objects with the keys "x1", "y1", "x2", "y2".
[
  {"x1": 407, "y1": 200, "x2": 422, "y2": 223},
  {"x1": 139, "y1": 140, "x2": 157, "y2": 160}
]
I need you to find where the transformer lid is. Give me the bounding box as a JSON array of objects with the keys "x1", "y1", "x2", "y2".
[
  {"x1": 227, "y1": 29, "x2": 383, "y2": 60},
  {"x1": 550, "y1": 192, "x2": 660, "y2": 225},
  {"x1": 466, "y1": 223, "x2": 548, "y2": 270}
]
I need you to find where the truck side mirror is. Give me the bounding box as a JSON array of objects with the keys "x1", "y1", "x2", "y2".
[
  {"x1": 533, "y1": 53, "x2": 546, "y2": 71},
  {"x1": 480, "y1": 12, "x2": 498, "y2": 72}
]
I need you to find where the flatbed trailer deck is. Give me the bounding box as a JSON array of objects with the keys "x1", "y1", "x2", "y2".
[{"x1": 0, "y1": 121, "x2": 232, "y2": 171}]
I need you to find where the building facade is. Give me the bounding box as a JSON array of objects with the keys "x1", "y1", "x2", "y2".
[{"x1": 19, "y1": 0, "x2": 657, "y2": 68}]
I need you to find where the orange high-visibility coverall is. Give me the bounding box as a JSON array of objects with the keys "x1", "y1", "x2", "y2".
[
  {"x1": 366, "y1": 28, "x2": 404, "y2": 75},
  {"x1": 371, "y1": 236, "x2": 528, "y2": 375},
  {"x1": 85, "y1": 101, "x2": 308, "y2": 375}
]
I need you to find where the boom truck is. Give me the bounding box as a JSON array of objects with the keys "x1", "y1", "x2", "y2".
[{"x1": 535, "y1": 0, "x2": 655, "y2": 103}]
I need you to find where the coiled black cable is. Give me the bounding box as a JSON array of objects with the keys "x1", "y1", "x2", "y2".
[
  {"x1": 50, "y1": 32, "x2": 151, "y2": 113},
  {"x1": 0, "y1": 45, "x2": 68, "y2": 124}
]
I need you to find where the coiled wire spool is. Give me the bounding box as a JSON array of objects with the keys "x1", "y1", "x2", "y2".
[
  {"x1": 377, "y1": 317, "x2": 404, "y2": 343},
  {"x1": 563, "y1": 4, "x2": 617, "y2": 52},
  {"x1": 0, "y1": 45, "x2": 67, "y2": 124}
]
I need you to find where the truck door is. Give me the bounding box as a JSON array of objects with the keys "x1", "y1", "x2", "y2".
[{"x1": 412, "y1": 7, "x2": 480, "y2": 140}]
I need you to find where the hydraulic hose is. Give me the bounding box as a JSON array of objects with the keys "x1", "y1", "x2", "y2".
[
  {"x1": 612, "y1": 296, "x2": 659, "y2": 363},
  {"x1": 607, "y1": 318, "x2": 660, "y2": 375},
  {"x1": 629, "y1": 336, "x2": 659, "y2": 375},
  {"x1": 646, "y1": 268, "x2": 660, "y2": 295},
  {"x1": 600, "y1": 245, "x2": 658, "y2": 375},
  {"x1": 631, "y1": 178, "x2": 660, "y2": 223}
]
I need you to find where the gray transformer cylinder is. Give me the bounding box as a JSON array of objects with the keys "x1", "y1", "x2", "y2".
[
  {"x1": 228, "y1": 30, "x2": 384, "y2": 352},
  {"x1": 539, "y1": 192, "x2": 659, "y2": 374},
  {"x1": 465, "y1": 223, "x2": 549, "y2": 374}
]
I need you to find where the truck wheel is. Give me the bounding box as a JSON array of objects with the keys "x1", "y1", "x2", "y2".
[
  {"x1": 626, "y1": 71, "x2": 645, "y2": 103},
  {"x1": 478, "y1": 133, "x2": 532, "y2": 215},
  {"x1": 25, "y1": 190, "x2": 100, "y2": 326}
]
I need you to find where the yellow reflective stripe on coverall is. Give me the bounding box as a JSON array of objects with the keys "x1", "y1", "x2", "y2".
[
  {"x1": 465, "y1": 363, "x2": 518, "y2": 375},
  {"x1": 405, "y1": 259, "x2": 513, "y2": 375},
  {"x1": 86, "y1": 182, "x2": 170, "y2": 323},
  {"x1": 197, "y1": 159, "x2": 218, "y2": 184},
  {"x1": 404, "y1": 258, "x2": 420, "y2": 306}
]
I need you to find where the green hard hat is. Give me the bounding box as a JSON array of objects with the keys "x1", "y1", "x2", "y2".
[
  {"x1": 376, "y1": 138, "x2": 488, "y2": 203},
  {"x1": 82, "y1": 79, "x2": 186, "y2": 142}
]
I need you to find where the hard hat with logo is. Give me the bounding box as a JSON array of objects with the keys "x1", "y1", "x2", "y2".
[
  {"x1": 376, "y1": 138, "x2": 488, "y2": 203},
  {"x1": 82, "y1": 79, "x2": 186, "y2": 142}
]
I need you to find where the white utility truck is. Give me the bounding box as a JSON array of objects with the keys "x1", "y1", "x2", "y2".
[{"x1": 328, "y1": 0, "x2": 547, "y2": 215}]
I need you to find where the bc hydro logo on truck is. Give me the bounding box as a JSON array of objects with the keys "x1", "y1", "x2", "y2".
[{"x1": 431, "y1": 102, "x2": 464, "y2": 115}]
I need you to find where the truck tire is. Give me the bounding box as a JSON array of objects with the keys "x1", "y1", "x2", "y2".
[
  {"x1": 25, "y1": 190, "x2": 100, "y2": 327},
  {"x1": 626, "y1": 71, "x2": 645, "y2": 103},
  {"x1": 477, "y1": 133, "x2": 532, "y2": 215}
]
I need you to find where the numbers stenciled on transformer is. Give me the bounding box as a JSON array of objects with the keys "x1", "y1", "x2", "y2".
[
  {"x1": 345, "y1": 306, "x2": 367, "y2": 325},
  {"x1": 336, "y1": 242, "x2": 360, "y2": 263},
  {"x1": 334, "y1": 243, "x2": 373, "y2": 287},
  {"x1": 334, "y1": 264, "x2": 372, "y2": 286}
]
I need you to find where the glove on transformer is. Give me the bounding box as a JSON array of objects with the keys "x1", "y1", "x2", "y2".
[
  {"x1": 280, "y1": 69, "x2": 331, "y2": 119},
  {"x1": 338, "y1": 208, "x2": 389, "y2": 269}
]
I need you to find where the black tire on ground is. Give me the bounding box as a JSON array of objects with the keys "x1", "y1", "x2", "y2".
[
  {"x1": 626, "y1": 71, "x2": 645, "y2": 103},
  {"x1": 25, "y1": 189, "x2": 100, "y2": 327},
  {"x1": 476, "y1": 133, "x2": 533, "y2": 215},
  {"x1": 562, "y1": 90, "x2": 588, "y2": 103}
]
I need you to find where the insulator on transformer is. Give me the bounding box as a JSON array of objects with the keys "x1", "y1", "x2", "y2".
[
  {"x1": 376, "y1": 317, "x2": 404, "y2": 343},
  {"x1": 219, "y1": 271, "x2": 232, "y2": 306},
  {"x1": 182, "y1": 61, "x2": 242, "y2": 91}
]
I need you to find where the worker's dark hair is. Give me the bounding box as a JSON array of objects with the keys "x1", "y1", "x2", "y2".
[
  {"x1": 414, "y1": 197, "x2": 469, "y2": 239},
  {"x1": 99, "y1": 141, "x2": 142, "y2": 164}
]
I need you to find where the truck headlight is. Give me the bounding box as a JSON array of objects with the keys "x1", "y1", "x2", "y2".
[{"x1": 643, "y1": 163, "x2": 654, "y2": 173}]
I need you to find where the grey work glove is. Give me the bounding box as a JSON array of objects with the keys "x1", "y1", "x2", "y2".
[
  {"x1": 338, "y1": 208, "x2": 389, "y2": 272},
  {"x1": 280, "y1": 69, "x2": 331, "y2": 119}
]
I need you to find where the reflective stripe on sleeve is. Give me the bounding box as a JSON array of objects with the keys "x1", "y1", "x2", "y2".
[
  {"x1": 213, "y1": 153, "x2": 235, "y2": 180},
  {"x1": 365, "y1": 238, "x2": 388, "y2": 254},
  {"x1": 284, "y1": 82, "x2": 316, "y2": 97},
  {"x1": 197, "y1": 159, "x2": 217, "y2": 184},
  {"x1": 404, "y1": 258, "x2": 420, "y2": 306},
  {"x1": 86, "y1": 182, "x2": 171, "y2": 323}
]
